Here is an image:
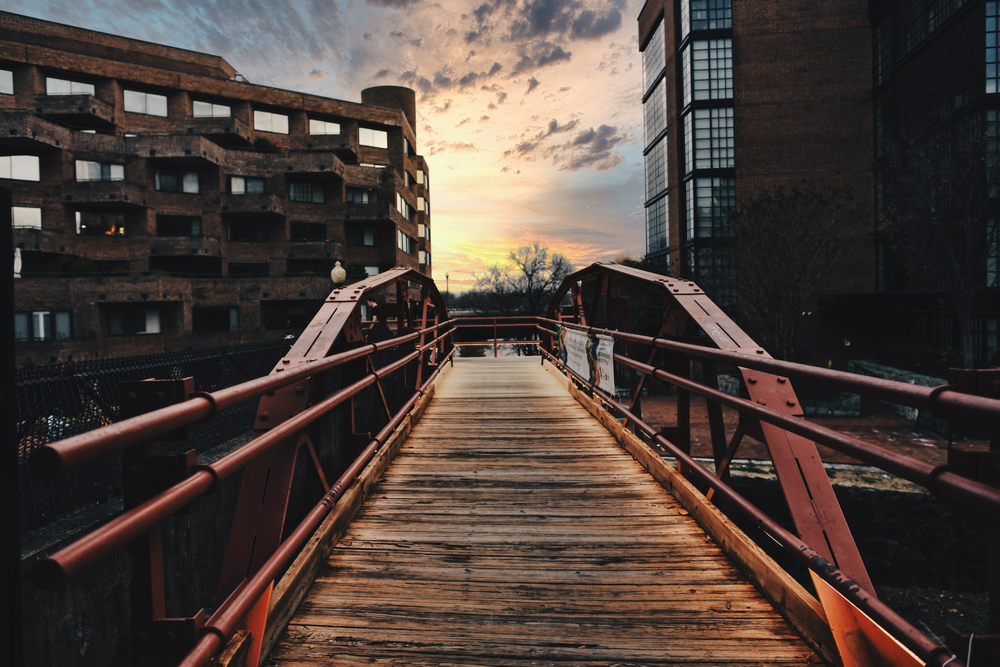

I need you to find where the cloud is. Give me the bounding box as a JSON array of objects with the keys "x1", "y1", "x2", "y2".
[
  {"x1": 570, "y1": 7, "x2": 623, "y2": 40},
  {"x1": 456, "y1": 117, "x2": 472, "y2": 127},
  {"x1": 367, "y1": 0, "x2": 422, "y2": 8},
  {"x1": 511, "y1": 42, "x2": 571, "y2": 75},
  {"x1": 526, "y1": 77, "x2": 539, "y2": 94},
  {"x1": 552, "y1": 124, "x2": 629, "y2": 172},
  {"x1": 501, "y1": 117, "x2": 580, "y2": 158},
  {"x1": 308, "y1": 68, "x2": 326, "y2": 79},
  {"x1": 374, "y1": 68, "x2": 391, "y2": 79}
]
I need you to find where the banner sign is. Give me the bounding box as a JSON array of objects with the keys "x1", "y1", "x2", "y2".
[{"x1": 557, "y1": 325, "x2": 618, "y2": 396}]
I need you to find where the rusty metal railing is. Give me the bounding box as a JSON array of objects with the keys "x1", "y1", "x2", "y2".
[{"x1": 534, "y1": 316, "x2": 1000, "y2": 667}]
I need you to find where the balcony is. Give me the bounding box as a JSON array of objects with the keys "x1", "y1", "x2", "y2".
[
  {"x1": 338, "y1": 202, "x2": 400, "y2": 223},
  {"x1": 270, "y1": 151, "x2": 347, "y2": 180},
  {"x1": 62, "y1": 179, "x2": 147, "y2": 209},
  {"x1": 220, "y1": 191, "x2": 286, "y2": 218},
  {"x1": 289, "y1": 133, "x2": 358, "y2": 162},
  {"x1": 130, "y1": 134, "x2": 226, "y2": 168},
  {"x1": 34, "y1": 94, "x2": 116, "y2": 130},
  {"x1": 182, "y1": 115, "x2": 252, "y2": 147},
  {"x1": 0, "y1": 111, "x2": 72, "y2": 151}
]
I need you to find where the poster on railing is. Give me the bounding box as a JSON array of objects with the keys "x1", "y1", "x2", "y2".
[{"x1": 557, "y1": 326, "x2": 618, "y2": 397}]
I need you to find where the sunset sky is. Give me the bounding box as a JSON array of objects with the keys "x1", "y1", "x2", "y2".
[{"x1": 11, "y1": 0, "x2": 647, "y2": 291}]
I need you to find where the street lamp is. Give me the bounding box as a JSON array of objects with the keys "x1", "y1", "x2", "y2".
[
  {"x1": 446, "y1": 272, "x2": 449, "y2": 296},
  {"x1": 330, "y1": 260, "x2": 346, "y2": 285}
]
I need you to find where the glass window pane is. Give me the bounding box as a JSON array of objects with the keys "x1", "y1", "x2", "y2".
[
  {"x1": 46, "y1": 77, "x2": 72, "y2": 95},
  {"x1": 247, "y1": 177, "x2": 265, "y2": 193},
  {"x1": 193, "y1": 100, "x2": 213, "y2": 117},
  {"x1": 145, "y1": 310, "x2": 161, "y2": 334},
  {"x1": 183, "y1": 171, "x2": 199, "y2": 193},
  {"x1": 72, "y1": 81, "x2": 95, "y2": 95},
  {"x1": 12, "y1": 207, "x2": 42, "y2": 229},
  {"x1": 213, "y1": 103, "x2": 230, "y2": 117},
  {"x1": 76, "y1": 160, "x2": 100, "y2": 181},
  {"x1": 54, "y1": 311, "x2": 71, "y2": 339},
  {"x1": 11, "y1": 155, "x2": 40, "y2": 181},
  {"x1": 109, "y1": 164, "x2": 124, "y2": 181},
  {"x1": 147, "y1": 93, "x2": 167, "y2": 117},
  {"x1": 231, "y1": 176, "x2": 245, "y2": 194},
  {"x1": 253, "y1": 110, "x2": 269, "y2": 131},
  {"x1": 14, "y1": 313, "x2": 28, "y2": 341},
  {"x1": 124, "y1": 89, "x2": 146, "y2": 113},
  {"x1": 0, "y1": 69, "x2": 12, "y2": 95}
]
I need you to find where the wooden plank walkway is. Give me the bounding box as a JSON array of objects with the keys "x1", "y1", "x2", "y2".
[{"x1": 269, "y1": 357, "x2": 823, "y2": 666}]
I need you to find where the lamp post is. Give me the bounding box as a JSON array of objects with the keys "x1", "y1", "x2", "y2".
[
  {"x1": 330, "y1": 260, "x2": 346, "y2": 285},
  {"x1": 446, "y1": 272, "x2": 449, "y2": 297}
]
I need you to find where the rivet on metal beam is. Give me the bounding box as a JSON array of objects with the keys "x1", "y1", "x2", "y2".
[
  {"x1": 260, "y1": 412, "x2": 269, "y2": 420},
  {"x1": 748, "y1": 376, "x2": 757, "y2": 384},
  {"x1": 294, "y1": 386, "x2": 304, "y2": 394},
  {"x1": 757, "y1": 400, "x2": 766, "y2": 405},
  {"x1": 755, "y1": 349, "x2": 764, "y2": 354},
  {"x1": 786, "y1": 400, "x2": 796, "y2": 407},
  {"x1": 777, "y1": 377, "x2": 787, "y2": 383},
  {"x1": 282, "y1": 359, "x2": 290, "y2": 364}
]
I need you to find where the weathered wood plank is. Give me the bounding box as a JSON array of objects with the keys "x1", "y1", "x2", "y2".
[{"x1": 266, "y1": 357, "x2": 827, "y2": 667}]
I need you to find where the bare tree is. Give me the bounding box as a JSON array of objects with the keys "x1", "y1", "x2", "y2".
[
  {"x1": 881, "y1": 127, "x2": 999, "y2": 368},
  {"x1": 734, "y1": 188, "x2": 848, "y2": 361},
  {"x1": 474, "y1": 242, "x2": 573, "y2": 316}
]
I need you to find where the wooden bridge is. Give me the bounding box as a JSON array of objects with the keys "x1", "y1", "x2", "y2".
[
  {"x1": 23, "y1": 265, "x2": 1000, "y2": 667},
  {"x1": 269, "y1": 357, "x2": 820, "y2": 666}
]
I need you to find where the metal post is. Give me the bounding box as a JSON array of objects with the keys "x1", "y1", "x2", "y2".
[{"x1": 494, "y1": 319, "x2": 498, "y2": 358}]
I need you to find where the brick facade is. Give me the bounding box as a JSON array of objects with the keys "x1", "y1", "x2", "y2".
[{"x1": 1, "y1": 11, "x2": 432, "y2": 366}]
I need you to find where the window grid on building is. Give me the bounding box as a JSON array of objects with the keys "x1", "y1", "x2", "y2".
[
  {"x1": 687, "y1": 39, "x2": 733, "y2": 102},
  {"x1": 644, "y1": 77, "x2": 667, "y2": 144},
  {"x1": 684, "y1": 112, "x2": 694, "y2": 174},
  {"x1": 989, "y1": 2, "x2": 1000, "y2": 93},
  {"x1": 875, "y1": 19, "x2": 892, "y2": 87},
  {"x1": 643, "y1": 20, "x2": 666, "y2": 95},
  {"x1": 687, "y1": 177, "x2": 735, "y2": 239},
  {"x1": 691, "y1": 108, "x2": 735, "y2": 170},
  {"x1": 645, "y1": 136, "x2": 668, "y2": 202},
  {"x1": 691, "y1": 0, "x2": 732, "y2": 31},
  {"x1": 988, "y1": 217, "x2": 999, "y2": 287},
  {"x1": 645, "y1": 196, "x2": 668, "y2": 254},
  {"x1": 987, "y1": 109, "x2": 1000, "y2": 197}
]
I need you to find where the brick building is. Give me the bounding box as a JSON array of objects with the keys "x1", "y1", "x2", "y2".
[
  {"x1": 638, "y1": 0, "x2": 998, "y2": 365},
  {"x1": 1, "y1": 11, "x2": 432, "y2": 366}
]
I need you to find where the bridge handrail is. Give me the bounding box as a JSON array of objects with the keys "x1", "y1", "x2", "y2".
[
  {"x1": 29, "y1": 321, "x2": 453, "y2": 478},
  {"x1": 537, "y1": 345, "x2": 960, "y2": 667},
  {"x1": 537, "y1": 317, "x2": 1000, "y2": 515}
]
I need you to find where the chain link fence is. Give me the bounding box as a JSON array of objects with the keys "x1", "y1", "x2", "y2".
[{"x1": 16, "y1": 339, "x2": 292, "y2": 533}]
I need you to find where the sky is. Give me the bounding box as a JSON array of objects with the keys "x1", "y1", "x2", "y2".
[{"x1": 11, "y1": 0, "x2": 648, "y2": 292}]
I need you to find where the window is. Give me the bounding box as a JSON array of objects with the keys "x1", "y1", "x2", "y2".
[
  {"x1": 417, "y1": 196, "x2": 425, "y2": 213},
  {"x1": 875, "y1": 19, "x2": 892, "y2": 87},
  {"x1": 346, "y1": 186, "x2": 378, "y2": 204},
  {"x1": 417, "y1": 169, "x2": 425, "y2": 185},
  {"x1": 156, "y1": 214, "x2": 202, "y2": 236},
  {"x1": 253, "y1": 110, "x2": 288, "y2": 134},
  {"x1": 45, "y1": 76, "x2": 94, "y2": 96},
  {"x1": 229, "y1": 262, "x2": 269, "y2": 276},
  {"x1": 289, "y1": 182, "x2": 324, "y2": 203},
  {"x1": 1, "y1": 155, "x2": 40, "y2": 181},
  {"x1": 643, "y1": 19, "x2": 665, "y2": 95},
  {"x1": 359, "y1": 162, "x2": 387, "y2": 169},
  {"x1": 683, "y1": 39, "x2": 733, "y2": 105},
  {"x1": 347, "y1": 226, "x2": 379, "y2": 246},
  {"x1": 990, "y1": 2, "x2": 1000, "y2": 94},
  {"x1": 230, "y1": 175, "x2": 266, "y2": 194},
  {"x1": 193, "y1": 306, "x2": 239, "y2": 332},
  {"x1": 12, "y1": 206, "x2": 42, "y2": 229},
  {"x1": 309, "y1": 119, "x2": 341, "y2": 134},
  {"x1": 988, "y1": 218, "x2": 998, "y2": 287},
  {"x1": 364, "y1": 265, "x2": 379, "y2": 277},
  {"x1": 14, "y1": 310, "x2": 71, "y2": 341},
  {"x1": 645, "y1": 196, "x2": 668, "y2": 254},
  {"x1": 290, "y1": 221, "x2": 326, "y2": 241},
  {"x1": 155, "y1": 169, "x2": 199, "y2": 193},
  {"x1": 645, "y1": 136, "x2": 668, "y2": 201},
  {"x1": 109, "y1": 308, "x2": 160, "y2": 335},
  {"x1": 359, "y1": 127, "x2": 388, "y2": 148},
  {"x1": 686, "y1": 108, "x2": 734, "y2": 171},
  {"x1": 124, "y1": 89, "x2": 168, "y2": 116},
  {"x1": 228, "y1": 219, "x2": 267, "y2": 242},
  {"x1": 396, "y1": 192, "x2": 411, "y2": 221},
  {"x1": 687, "y1": 0, "x2": 732, "y2": 34},
  {"x1": 76, "y1": 211, "x2": 126, "y2": 236},
  {"x1": 397, "y1": 230, "x2": 414, "y2": 254},
  {"x1": 685, "y1": 177, "x2": 735, "y2": 239},
  {"x1": 643, "y1": 78, "x2": 667, "y2": 144},
  {"x1": 0, "y1": 69, "x2": 12, "y2": 95},
  {"x1": 419, "y1": 250, "x2": 431, "y2": 266},
  {"x1": 193, "y1": 100, "x2": 230, "y2": 117},
  {"x1": 75, "y1": 160, "x2": 123, "y2": 182}
]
